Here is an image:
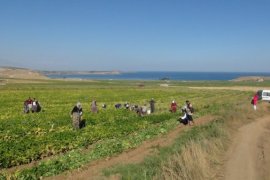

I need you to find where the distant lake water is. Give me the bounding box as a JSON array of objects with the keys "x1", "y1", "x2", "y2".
[{"x1": 47, "y1": 72, "x2": 270, "y2": 81}]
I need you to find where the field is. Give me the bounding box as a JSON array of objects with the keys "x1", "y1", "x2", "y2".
[{"x1": 0, "y1": 79, "x2": 262, "y2": 179}]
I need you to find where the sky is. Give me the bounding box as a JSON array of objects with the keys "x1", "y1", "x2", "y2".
[{"x1": 0, "y1": 0, "x2": 270, "y2": 72}]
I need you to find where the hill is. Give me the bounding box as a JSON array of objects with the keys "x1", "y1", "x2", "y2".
[
  {"x1": 231, "y1": 76, "x2": 270, "y2": 82},
  {"x1": 0, "y1": 67, "x2": 48, "y2": 79},
  {"x1": 42, "y1": 70, "x2": 121, "y2": 76}
]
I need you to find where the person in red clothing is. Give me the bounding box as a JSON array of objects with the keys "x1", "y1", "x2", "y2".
[
  {"x1": 26, "y1": 97, "x2": 33, "y2": 112},
  {"x1": 252, "y1": 93, "x2": 258, "y2": 110},
  {"x1": 170, "y1": 100, "x2": 177, "y2": 113}
]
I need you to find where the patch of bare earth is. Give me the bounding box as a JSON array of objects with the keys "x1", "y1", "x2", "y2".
[
  {"x1": 189, "y1": 86, "x2": 269, "y2": 92},
  {"x1": 49, "y1": 115, "x2": 215, "y2": 180},
  {"x1": 231, "y1": 76, "x2": 270, "y2": 82},
  {"x1": 224, "y1": 115, "x2": 270, "y2": 180}
]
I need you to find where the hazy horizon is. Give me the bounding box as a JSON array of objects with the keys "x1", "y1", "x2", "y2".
[
  {"x1": 2, "y1": 65, "x2": 270, "y2": 74},
  {"x1": 1, "y1": 1, "x2": 270, "y2": 72}
]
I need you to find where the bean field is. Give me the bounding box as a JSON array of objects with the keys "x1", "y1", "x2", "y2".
[{"x1": 0, "y1": 79, "x2": 250, "y2": 179}]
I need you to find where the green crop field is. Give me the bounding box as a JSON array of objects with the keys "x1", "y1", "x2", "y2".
[{"x1": 0, "y1": 79, "x2": 254, "y2": 179}]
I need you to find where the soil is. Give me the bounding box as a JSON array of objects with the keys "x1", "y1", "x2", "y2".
[
  {"x1": 231, "y1": 76, "x2": 270, "y2": 82},
  {"x1": 224, "y1": 115, "x2": 270, "y2": 180},
  {"x1": 189, "y1": 86, "x2": 269, "y2": 92},
  {"x1": 49, "y1": 115, "x2": 215, "y2": 180}
]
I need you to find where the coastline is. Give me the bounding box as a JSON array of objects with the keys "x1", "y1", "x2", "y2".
[
  {"x1": 45, "y1": 72, "x2": 270, "y2": 81},
  {"x1": 1, "y1": 67, "x2": 270, "y2": 82},
  {"x1": 41, "y1": 70, "x2": 121, "y2": 76}
]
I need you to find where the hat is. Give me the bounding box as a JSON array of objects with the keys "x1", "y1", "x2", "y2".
[{"x1": 77, "y1": 102, "x2": 82, "y2": 108}]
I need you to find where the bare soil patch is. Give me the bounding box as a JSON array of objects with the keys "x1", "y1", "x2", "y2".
[
  {"x1": 231, "y1": 76, "x2": 270, "y2": 82},
  {"x1": 189, "y1": 86, "x2": 269, "y2": 92},
  {"x1": 224, "y1": 115, "x2": 270, "y2": 180}
]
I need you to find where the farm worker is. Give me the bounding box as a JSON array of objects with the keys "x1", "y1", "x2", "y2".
[
  {"x1": 102, "y1": 104, "x2": 107, "y2": 109},
  {"x1": 32, "y1": 98, "x2": 37, "y2": 112},
  {"x1": 133, "y1": 105, "x2": 140, "y2": 113},
  {"x1": 32, "y1": 98, "x2": 42, "y2": 112},
  {"x1": 170, "y1": 100, "x2": 177, "y2": 113},
  {"x1": 36, "y1": 100, "x2": 42, "y2": 112},
  {"x1": 23, "y1": 100, "x2": 29, "y2": 113},
  {"x1": 71, "y1": 102, "x2": 83, "y2": 129},
  {"x1": 115, "y1": 103, "x2": 122, "y2": 109},
  {"x1": 140, "y1": 104, "x2": 147, "y2": 116},
  {"x1": 91, "y1": 99, "x2": 98, "y2": 113},
  {"x1": 26, "y1": 97, "x2": 33, "y2": 111},
  {"x1": 252, "y1": 93, "x2": 258, "y2": 110},
  {"x1": 182, "y1": 100, "x2": 194, "y2": 125},
  {"x1": 149, "y1": 98, "x2": 155, "y2": 113},
  {"x1": 124, "y1": 102, "x2": 130, "y2": 110},
  {"x1": 179, "y1": 109, "x2": 188, "y2": 125}
]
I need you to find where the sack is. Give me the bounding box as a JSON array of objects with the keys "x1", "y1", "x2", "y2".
[
  {"x1": 180, "y1": 118, "x2": 188, "y2": 125},
  {"x1": 251, "y1": 99, "x2": 254, "y2": 105}
]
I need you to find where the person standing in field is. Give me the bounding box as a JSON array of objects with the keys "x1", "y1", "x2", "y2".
[
  {"x1": 31, "y1": 98, "x2": 42, "y2": 113},
  {"x1": 139, "y1": 104, "x2": 147, "y2": 116},
  {"x1": 91, "y1": 99, "x2": 98, "y2": 113},
  {"x1": 149, "y1": 98, "x2": 155, "y2": 113},
  {"x1": 26, "y1": 97, "x2": 33, "y2": 112},
  {"x1": 170, "y1": 100, "x2": 177, "y2": 113},
  {"x1": 183, "y1": 100, "x2": 194, "y2": 125},
  {"x1": 23, "y1": 100, "x2": 29, "y2": 113},
  {"x1": 71, "y1": 102, "x2": 83, "y2": 129},
  {"x1": 32, "y1": 98, "x2": 38, "y2": 112},
  {"x1": 252, "y1": 93, "x2": 258, "y2": 110}
]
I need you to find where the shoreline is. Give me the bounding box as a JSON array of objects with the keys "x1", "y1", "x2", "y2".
[
  {"x1": 41, "y1": 70, "x2": 121, "y2": 76},
  {"x1": 1, "y1": 67, "x2": 270, "y2": 81}
]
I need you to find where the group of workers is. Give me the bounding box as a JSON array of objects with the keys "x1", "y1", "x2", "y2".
[
  {"x1": 169, "y1": 100, "x2": 194, "y2": 125},
  {"x1": 114, "y1": 99, "x2": 155, "y2": 116},
  {"x1": 23, "y1": 96, "x2": 194, "y2": 129},
  {"x1": 23, "y1": 97, "x2": 41, "y2": 113},
  {"x1": 70, "y1": 98, "x2": 195, "y2": 129},
  {"x1": 24, "y1": 92, "x2": 262, "y2": 130}
]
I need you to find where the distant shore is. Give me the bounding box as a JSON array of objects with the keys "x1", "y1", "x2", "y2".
[
  {"x1": 41, "y1": 70, "x2": 121, "y2": 76},
  {"x1": 46, "y1": 72, "x2": 270, "y2": 81},
  {"x1": 230, "y1": 76, "x2": 270, "y2": 82},
  {"x1": 1, "y1": 67, "x2": 270, "y2": 81}
]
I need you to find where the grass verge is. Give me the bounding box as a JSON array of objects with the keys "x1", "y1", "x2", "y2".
[{"x1": 103, "y1": 101, "x2": 270, "y2": 180}]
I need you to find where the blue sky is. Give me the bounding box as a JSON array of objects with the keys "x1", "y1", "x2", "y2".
[{"x1": 0, "y1": 0, "x2": 269, "y2": 72}]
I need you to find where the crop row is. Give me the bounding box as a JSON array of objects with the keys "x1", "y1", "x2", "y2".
[{"x1": 0, "y1": 82, "x2": 250, "y2": 169}]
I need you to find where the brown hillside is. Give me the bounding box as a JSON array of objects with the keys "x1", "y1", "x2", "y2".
[
  {"x1": 231, "y1": 76, "x2": 270, "y2": 82},
  {"x1": 0, "y1": 67, "x2": 48, "y2": 79}
]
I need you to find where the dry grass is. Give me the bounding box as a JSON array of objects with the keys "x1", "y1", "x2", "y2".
[
  {"x1": 159, "y1": 137, "x2": 225, "y2": 180},
  {"x1": 158, "y1": 102, "x2": 270, "y2": 180},
  {"x1": 189, "y1": 86, "x2": 269, "y2": 92}
]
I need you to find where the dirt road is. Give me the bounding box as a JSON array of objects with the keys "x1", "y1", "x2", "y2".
[
  {"x1": 50, "y1": 116, "x2": 215, "y2": 180},
  {"x1": 224, "y1": 115, "x2": 270, "y2": 180},
  {"x1": 190, "y1": 86, "x2": 269, "y2": 92}
]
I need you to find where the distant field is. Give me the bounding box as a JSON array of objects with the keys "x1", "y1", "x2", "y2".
[{"x1": 0, "y1": 79, "x2": 258, "y2": 178}]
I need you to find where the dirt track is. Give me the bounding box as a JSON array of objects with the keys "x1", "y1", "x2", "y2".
[
  {"x1": 49, "y1": 116, "x2": 215, "y2": 180},
  {"x1": 224, "y1": 115, "x2": 270, "y2": 180},
  {"x1": 190, "y1": 86, "x2": 269, "y2": 92}
]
